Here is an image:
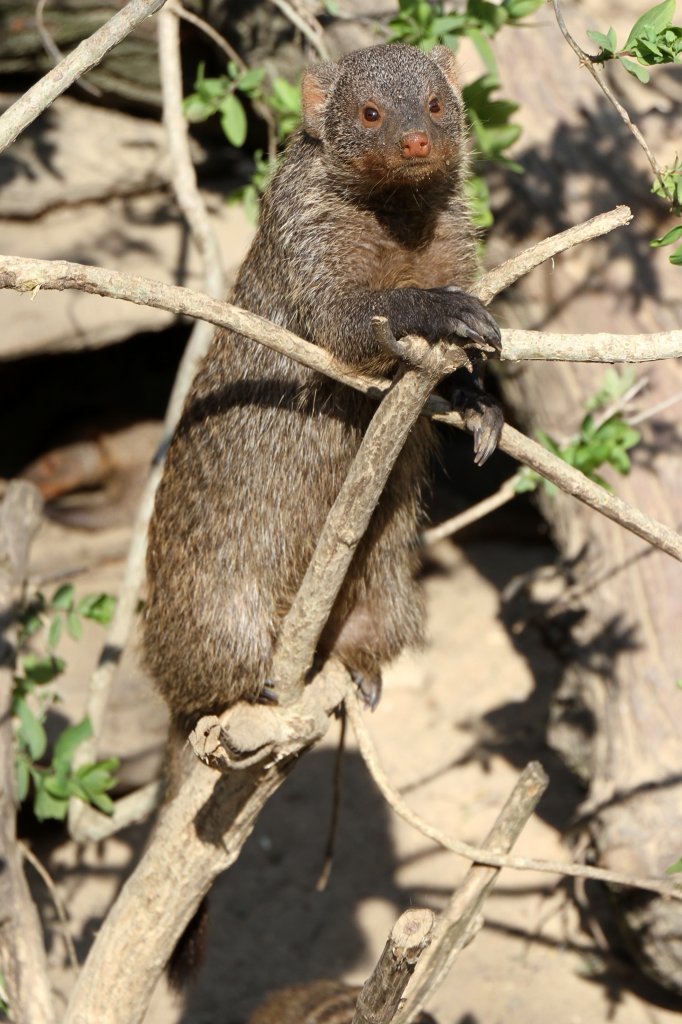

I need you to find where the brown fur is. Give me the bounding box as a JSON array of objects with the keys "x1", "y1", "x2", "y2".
[
  {"x1": 143, "y1": 42, "x2": 483, "y2": 729},
  {"x1": 247, "y1": 980, "x2": 437, "y2": 1024}
]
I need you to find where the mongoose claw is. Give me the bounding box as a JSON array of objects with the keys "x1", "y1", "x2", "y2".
[
  {"x1": 450, "y1": 386, "x2": 504, "y2": 466},
  {"x1": 440, "y1": 287, "x2": 501, "y2": 353},
  {"x1": 351, "y1": 669, "x2": 382, "y2": 711},
  {"x1": 387, "y1": 286, "x2": 501, "y2": 352},
  {"x1": 258, "y1": 679, "x2": 279, "y2": 704}
]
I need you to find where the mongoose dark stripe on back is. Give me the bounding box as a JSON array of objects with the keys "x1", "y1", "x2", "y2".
[{"x1": 143, "y1": 42, "x2": 501, "y2": 733}]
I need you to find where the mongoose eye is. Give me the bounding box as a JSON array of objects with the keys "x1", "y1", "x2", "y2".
[
  {"x1": 428, "y1": 96, "x2": 442, "y2": 116},
  {"x1": 361, "y1": 104, "x2": 382, "y2": 124}
]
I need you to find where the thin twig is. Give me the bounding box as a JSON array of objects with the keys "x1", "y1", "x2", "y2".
[
  {"x1": 35, "y1": 0, "x2": 103, "y2": 97},
  {"x1": 477, "y1": 205, "x2": 633, "y2": 304},
  {"x1": 629, "y1": 386, "x2": 682, "y2": 426},
  {"x1": 0, "y1": 0, "x2": 167, "y2": 155},
  {"x1": 19, "y1": 840, "x2": 78, "y2": 973},
  {"x1": 421, "y1": 475, "x2": 520, "y2": 547},
  {"x1": 550, "y1": 0, "x2": 669, "y2": 196},
  {"x1": 268, "y1": 0, "x2": 331, "y2": 60},
  {"x1": 344, "y1": 687, "x2": 682, "y2": 901}
]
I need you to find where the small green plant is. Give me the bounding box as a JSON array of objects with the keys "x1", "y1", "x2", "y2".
[
  {"x1": 585, "y1": 0, "x2": 682, "y2": 265},
  {"x1": 184, "y1": 61, "x2": 266, "y2": 147},
  {"x1": 516, "y1": 370, "x2": 642, "y2": 495},
  {"x1": 587, "y1": 0, "x2": 682, "y2": 81},
  {"x1": 13, "y1": 585, "x2": 119, "y2": 821},
  {"x1": 184, "y1": 61, "x2": 302, "y2": 220}
]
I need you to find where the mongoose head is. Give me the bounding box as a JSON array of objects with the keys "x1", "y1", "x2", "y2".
[{"x1": 301, "y1": 44, "x2": 466, "y2": 193}]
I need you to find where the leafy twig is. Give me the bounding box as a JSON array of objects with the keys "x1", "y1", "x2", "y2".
[{"x1": 550, "y1": 0, "x2": 670, "y2": 197}]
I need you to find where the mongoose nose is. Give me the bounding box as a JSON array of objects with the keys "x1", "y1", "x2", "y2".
[{"x1": 401, "y1": 131, "x2": 431, "y2": 158}]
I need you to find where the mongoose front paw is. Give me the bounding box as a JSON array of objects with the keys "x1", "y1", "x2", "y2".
[
  {"x1": 434, "y1": 287, "x2": 502, "y2": 352},
  {"x1": 387, "y1": 287, "x2": 501, "y2": 352}
]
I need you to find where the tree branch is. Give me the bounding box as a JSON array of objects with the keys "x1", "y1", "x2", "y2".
[
  {"x1": 549, "y1": 0, "x2": 669, "y2": 196},
  {"x1": 0, "y1": 482, "x2": 54, "y2": 1024},
  {"x1": 477, "y1": 205, "x2": 633, "y2": 304},
  {"x1": 344, "y1": 688, "x2": 682, "y2": 901},
  {"x1": 0, "y1": 0, "x2": 168, "y2": 155},
  {"x1": 272, "y1": 325, "x2": 471, "y2": 708},
  {"x1": 63, "y1": 661, "x2": 347, "y2": 1024},
  {"x1": 351, "y1": 909, "x2": 435, "y2": 1024},
  {"x1": 393, "y1": 763, "x2": 549, "y2": 1024},
  {"x1": 1, "y1": 255, "x2": 681, "y2": 565}
]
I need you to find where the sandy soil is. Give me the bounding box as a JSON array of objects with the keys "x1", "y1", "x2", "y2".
[{"x1": 23, "y1": 511, "x2": 682, "y2": 1024}]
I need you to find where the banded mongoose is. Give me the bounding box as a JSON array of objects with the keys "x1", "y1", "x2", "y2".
[{"x1": 143, "y1": 41, "x2": 501, "y2": 732}]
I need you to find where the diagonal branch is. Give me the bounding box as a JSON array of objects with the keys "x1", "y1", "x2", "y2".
[
  {"x1": 0, "y1": 0, "x2": 168, "y2": 155},
  {"x1": 1, "y1": 254, "x2": 681, "y2": 564}
]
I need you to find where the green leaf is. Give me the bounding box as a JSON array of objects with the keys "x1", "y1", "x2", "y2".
[
  {"x1": 44, "y1": 772, "x2": 71, "y2": 799},
  {"x1": 33, "y1": 778, "x2": 68, "y2": 821},
  {"x1": 53, "y1": 718, "x2": 93, "y2": 768},
  {"x1": 183, "y1": 93, "x2": 217, "y2": 123},
  {"x1": 624, "y1": 0, "x2": 676, "y2": 50},
  {"x1": 88, "y1": 791, "x2": 115, "y2": 815},
  {"x1": 48, "y1": 614, "x2": 63, "y2": 650},
  {"x1": 237, "y1": 66, "x2": 266, "y2": 95},
  {"x1": 66, "y1": 611, "x2": 84, "y2": 642},
  {"x1": 467, "y1": 27, "x2": 499, "y2": 74},
  {"x1": 270, "y1": 77, "x2": 302, "y2": 112},
  {"x1": 670, "y1": 244, "x2": 682, "y2": 265},
  {"x1": 514, "y1": 468, "x2": 540, "y2": 493},
  {"x1": 587, "y1": 28, "x2": 617, "y2": 53},
  {"x1": 77, "y1": 593, "x2": 117, "y2": 625},
  {"x1": 51, "y1": 583, "x2": 74, "y2": 611},
  {"x1": 468, "y1": 0, "x2": 509, "y2": 33},
  {"x1": 666, "y1": 857, "x2": 682, "y2": 874},
  {"x1": 322, "y1": 0, "x2": 340, "y2": 14},
  {"x1": 15, "y1": 757, "x2": 30, "y2": 802},
  {"x1": 14, "y1": 697, "x2": 47, "y2": 760},
  {"x1": 77, "y1": 757, "x2": 119, "y2": 794},
  {"x1": 618, "y1": 55, "x2": 651, "y2": 81},
  {"x1": 220, "y1": 93, "x2": 248, "y2": 147},
  {"x1": 504, "y1": 0, "x2": 543, "y2": 17},
  {"x1": 19, "y1": 608, "x2": 44, "y2": 640},
  {"x1": 650, "y1": 224, "x2": 682, "y2": 247},
  {"x1": 21, "y1": 653, "x2": 65, "y2": 685}
]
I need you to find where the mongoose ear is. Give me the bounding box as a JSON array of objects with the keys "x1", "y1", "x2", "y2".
[
  {"x1": 301, "y1": 62, "x2": 339, "y2": 138},
  {"x1": 428, "y1": 45, "x2": 461, "y2": 93}
]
